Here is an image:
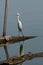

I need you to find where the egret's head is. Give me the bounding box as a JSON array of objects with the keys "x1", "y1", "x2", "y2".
[{"x1": 16, "y1": 13, "x2": 20, "y2": 17}]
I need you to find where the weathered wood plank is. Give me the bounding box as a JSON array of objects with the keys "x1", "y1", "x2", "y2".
[
  {"x1": 0, "y1": 36, "x2": 38, "y2": 46},
  {"x1": 0, "y1": 52, "x2": 43, "y2": 65}
]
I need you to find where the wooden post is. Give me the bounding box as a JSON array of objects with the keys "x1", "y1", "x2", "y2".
[
  {"x1": 3, "y1": 0, "x2": 8, "y2": 36},
  {"x1": 3, "y1": 0, "x2": 9, "y2": 59}
]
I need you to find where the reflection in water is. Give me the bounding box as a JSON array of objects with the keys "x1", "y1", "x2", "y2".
[
  {"x1": 19, "y1": 44, "x2": 24, "y2": 65},
  {"x1": 4, "y1": 44, "x2": 9, "y2": 59},
  {"x1": 3, "y1": 42, "x2": 9, "y2": 60},
  {"x1": 0, "y1": 42, "x2": 9, "y2": 60}
]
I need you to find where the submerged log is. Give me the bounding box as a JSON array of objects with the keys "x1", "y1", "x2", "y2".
[
  {"x1": 0, "y1": 36, "x2": 38, "y2": 46},
  {"x1": 0, "y1": 52, "x2": 43, "y2": 65}
]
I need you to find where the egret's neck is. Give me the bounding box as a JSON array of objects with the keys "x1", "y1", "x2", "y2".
[{"x1": 17, "y1": 16, "x2": 20, "y2": 21}]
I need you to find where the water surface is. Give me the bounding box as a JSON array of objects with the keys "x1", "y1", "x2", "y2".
[{"x1": 0, "y1": 0, "x2": 43, "y2": 65}]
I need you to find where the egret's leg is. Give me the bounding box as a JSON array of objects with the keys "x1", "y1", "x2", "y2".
[
  {"x1": 19, "y1": 30, "x2": 24, "y2": 59},
  {"x1": 21, "y1": 30, "x2": 24, "y2": 45},
  {"x1": 18, "y1": 31, "x2": 21, "y2": 56},
  {"x1": 21, "y1": 30, "x2": 24, "y2": 37},
  {"x1": 18, "y1": 31, "x2": 21, "y2": 46},
  {"x1": 18, "y1": 30, "x2": 20, "y2": 37},
  {"x1": 18, "y1": 31, "x2": 24, "y2": 56}
]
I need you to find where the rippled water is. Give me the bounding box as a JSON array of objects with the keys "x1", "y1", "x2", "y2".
[{"x1": 0, "y1": 0, "x2": 43, "y2": 65}]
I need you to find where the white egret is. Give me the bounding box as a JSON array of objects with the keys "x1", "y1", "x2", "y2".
[
  {"x1": 16, "y1": 13, "x2": 24, "y2": 36},
  {"x1": 16, "y1": 13, "x2": 24, "y2": 56}
]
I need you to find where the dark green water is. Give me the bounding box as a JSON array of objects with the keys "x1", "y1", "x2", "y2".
[{"x1": 0, "y1": 0, "x2": 43, "y2": 65}]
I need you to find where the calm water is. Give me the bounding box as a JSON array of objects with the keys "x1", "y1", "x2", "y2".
[{"x1": 0, "y1": 0, "x2": 43, "y2": 65}]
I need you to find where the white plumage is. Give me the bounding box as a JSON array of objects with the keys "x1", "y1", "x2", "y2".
[
  {"x1": 16, "y1": 13, "x2": 24, "y2": 56},
  {"x1": 16, "y1": 13, "x2": 23, "y2": 32}
]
